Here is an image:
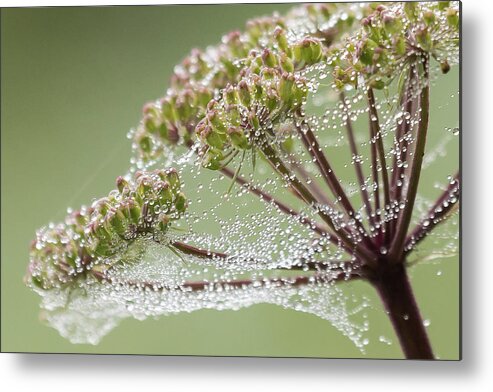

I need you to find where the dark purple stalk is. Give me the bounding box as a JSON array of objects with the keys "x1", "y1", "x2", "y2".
[
  {"x1": 287, "y1": 153, "x2": 334, "y2": 207},
  {"x1": 295, "y1": 120, "x2": 377, "y2": 254},
  {"x1": 391, "y1": 65, "x2": 417, "y2": 202},
  {"x1": 220, "y1": 167, "x2": 333, "y2": 239},
  {"x1": 368, "y1": 88, "x2": 392, "y2": 244},
  {"x1": 390, "y1": 57, "x2": 430, "y2": 261},
  {"x1": 404, "y1": 172, "x2": 460, "y2": 253},
  {"x1": 94, "y1": 269, "x2": 361, "y2": 292},
  {"x1": 370, "y1": 262, "x2": 434, "y2": 359},
  {"x1": 260, "y1": 142, "x2": 377, "y2": 265},
  {"x1": 340, "y1": 92, "x2": 374, "y2": 226},
  {"x1": 296, "y1": 120, "x2": 361, "y2": 220}
]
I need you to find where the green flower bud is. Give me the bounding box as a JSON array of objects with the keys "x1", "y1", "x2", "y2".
[
  {"x1": 293, "y1": 38, "x2": 323, "y2": 65},
  {"x1": 165, "y1": 168, "x2": 181, "y2": 191},
  {"x1": 225, "y1": 104, "x2": 242, "y2": 126},
  {"x1": 224, "y1": 84, "x2": 239, "y2": 105},
  {"x1": 156, "y1": 181, "x2": 173, "y2": 206},
  {"x1": 248, "y1": 111, "x2": 261, "y2": 129},
  {"x1": 125, "y1": 199, "x2": 141, "y2": 225},
  {"x1": 140, "y1": 176, "x2": 155, "y2": 194},
  {"x1": 447, "y1": 8, "x2": 459, "y2": 28},
  {"x1": 279, "y1": 52, "x2": 294, "y2": 73},
  {"x1": 246, "y1": 19, "x2": 262, "y2": 42},
  {"x1": 199, "y1": 121, "x2": 226, "y2": 150},
  {"x1": 261, "y1": 67, "x2": 276, "y2": 81},
  {"x1": 174, "y1": 192, "x2": 187, "y2": 213},
  {"x1": 228, "y1": 126, "x2": 250, "y2": 149},
  {"x1": 238, "y1": 80, "x2": 252, "y2": 106},
  {"x1": 188, "y1": 49, "x2": 210, "y2": 79},
  {"x1": 251, "y1": 75, "x2": 264, "y2": 100},
  {"x1": 423, "y1": 10, "x2": 436, "y2": 26},
  {"x1": 404, "y1": 2, "x2": 417, "y2": 20},
  {"x1": 273, "y1": 27, "x2": 289, "y2": 54},
  {"x1": 156, "y1": 121, "x2": 169, "y2": 140},
  {"x1": 278, "y1": 72, "x2": 295, "y2": 104},
  {"x1": 195, "y1": 87, "x2": 213, "y2": 109},
  {"x1": 220, "y1": 56, "x2": 239, "y2": 80},
  {"x1": 416, "y1": 27, "x2": 432, "y2": 51},
  {"x1": 265, "y1": 88, "x2": 279, "y2": 112},
  {"x1": 93, "y1": 198, "x2": 112, "y2": 216},
  {"x1": 202, "y1": 149, "x2": 224, "y2": 170},
  {"x1": 369, "y1": 78, "x2": 386, "y2": 90},
  {"x1": 30, "y1": 275, "x2": 45, "y2": 290},
  {"x1": 207, "y1": 109, "x2": 227, "y2": 134},
  {"x1": 360, "y1": 39, "x2": 378, "y2": 66},
  {"x1": 178, "y1": 90, "x2": 197, "y2": 120},
  {"x1": 142, "y1": 102, "x2": 160, "y2": 117},
  {"x1": 261, "y1": 48, "x2": 277, "y2": 68},
  {"x1": 116, "y1": 176, "x2": 129, "y2": 194},
  {"x1": 160, "y1": 97, "x2": 177, "y2": 123},
  {"x1": 394, "y1": 36, "x2": 407, "y2": 56},
  {"x1": 106, "y1": 210, "x2": 127, "y2": 236},
  {"x1": 291, "y1": 80, "x2": 307, "y2": 108},
  {"x1": 225, "y1": 31, "x2": 249, "y2": 58},
  {"x1": 438, "y1": 2, "x2": 450, "y2": 11},
  {"x1": 143, "y1": 113, "x2": 160, "y2": 134},
  {"x1": 383, "y1": 14, "x2": 402, "y2": 34},
  {"x1": 136, "y1": 132, "x2": 153, "y2": 155}
]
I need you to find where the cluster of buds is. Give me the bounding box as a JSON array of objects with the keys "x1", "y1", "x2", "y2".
[
  {"x1": 134, "y1": 86, "x2": 214, "y2": 160},
  {"x1": 26, "y1": 169, "x2": 187, "y2": 290},
  {"x1": 328, "y1": 1, "x2": 460, "y2": 90},
  {"x1": 197, "y1": 67, "x2": 308, "y2": 170},
  {"x1": 133, "y1": 3, "x2": 360, "y2": 162}
]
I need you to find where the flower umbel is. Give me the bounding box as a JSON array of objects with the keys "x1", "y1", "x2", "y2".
[{"x1": 26, "y1": 169, "x2": 187, "y2": 290}]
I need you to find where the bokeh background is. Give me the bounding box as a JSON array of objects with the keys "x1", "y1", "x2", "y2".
[{"x1": 1, "y1": 3, "x2": 459, "y2": 359}]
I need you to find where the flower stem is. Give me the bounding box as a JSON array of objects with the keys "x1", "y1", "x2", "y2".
[
  {"x1": 370, "y1": 262, "x2": 434, "y2": 359},
  {"x1": 220, "y1": 167, "x2": 333, "y2": 239},
  {"x1": 390, "y1": 57, "x2": 430, "y2": 261},
  {"x1": 93, "y1": 270, "x2": 361, "y2": 292},
  {"x1": 295, "y1": 119, "x2": 377, "y2": 254},
  {"x1": 260, "y1": 142, "x2": 377, "y2": 265},
  {"x1": 404, "y1": 172, "x2": 460, "y2": 253},
  {"x1": 296, "y1": 118, "x2": 361, "y2": 221},
  {"x1": 368, "y1": 88, "x2": 392, "y2": 245},
  {"x1": 340, "y1": 92, "x2": 374, "y2": 226}
]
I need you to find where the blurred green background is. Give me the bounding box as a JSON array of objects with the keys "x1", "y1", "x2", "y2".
[{"x1": 1, "y1": 4, "x2": 459, "y2": 359}]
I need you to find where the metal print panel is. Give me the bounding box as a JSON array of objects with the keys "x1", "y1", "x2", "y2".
[{"x1": 1, "y1": 1, "x2": 460, "y2": 359}]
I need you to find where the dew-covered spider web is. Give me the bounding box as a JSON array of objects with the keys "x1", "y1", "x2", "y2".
[{"x1": 32, "y1": 2, "x2": 460, "y2": 351}]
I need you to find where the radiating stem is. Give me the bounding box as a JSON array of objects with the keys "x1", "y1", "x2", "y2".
[
  {"x1": 368, "y1": 88, "x2": 391, "y2": 245},
  {"x1": 296, "y1": 119, "x2": 360, "y2": 220},
  {"x1": 94, "y1": 270, "x2": 361, "y2": 292},
  {"x1": 368, "y1": 99, "x2": 382, "y2": 243},
  {"x1": 391, "y1": 66, "x2": 416, "y2": 197},
  {"x1": 220, "y1": 167, "x2": 332, "y2": 239},
  {"x1": 391, "y1": 65, "x2": 419, "y2": 215},
  {"x1": 404, "y1": 172, "x2": 460, "y2": 253},
  {"x1": 295, "y1": 119, "x2": 377, "y2": 255},
  {"x1": 390, "y1": 57, "x2": 430, "y2": 261},
  {"x1": 340, "y1": 92, "x2": 374, "y2": 226},
  {"x1": 171, "y1": 240, "x2": 356, "y2": 273},
  {"x1": 260, "y1": 142, "x2": 377, "y2": 265},
  {"x1": 287, "y1": 153, "x2": 334, "y2": 207},
  {"x1": 171, "y1": 241, "x2": 228, "y2": 259}
]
